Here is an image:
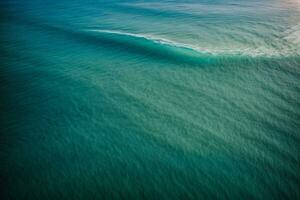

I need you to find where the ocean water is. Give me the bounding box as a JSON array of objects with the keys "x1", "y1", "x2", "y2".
[{"x1": 1, "y1": 0, "x2": 300, "y2": 199}]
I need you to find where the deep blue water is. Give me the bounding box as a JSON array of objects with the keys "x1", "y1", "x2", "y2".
[{"x1": 1, "y1": 0, "x2": 300, "y2": 199}]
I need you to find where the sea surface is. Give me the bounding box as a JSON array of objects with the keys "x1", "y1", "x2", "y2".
[{"x1": 1, "y1": 0, "x2": 300, "y2": 199}]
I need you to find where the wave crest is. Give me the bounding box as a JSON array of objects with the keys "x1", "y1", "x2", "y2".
[{"x1": 87, "y1": 29, "x2": 299, "y2": 58}]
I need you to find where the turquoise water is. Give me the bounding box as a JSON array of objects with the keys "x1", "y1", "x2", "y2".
[{"x1": 1, "y1": 0, "x2": 300, "y2": 199}]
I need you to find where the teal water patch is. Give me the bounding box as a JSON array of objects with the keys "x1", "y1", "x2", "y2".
[{"x1": 1, "y1": 0, "x2": 300, "y2": 199}]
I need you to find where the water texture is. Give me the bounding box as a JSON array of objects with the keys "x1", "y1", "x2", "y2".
[{"x1": 1, "y1": 0, "x2": 300, "y2": 199}]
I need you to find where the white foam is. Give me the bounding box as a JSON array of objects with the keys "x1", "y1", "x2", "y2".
[
  {"x1": 87, "y1": 29, "x2": 299, "y2": 57},
  {"x1": 88, "y1": 29, "x2": 213, "y2": 55}
]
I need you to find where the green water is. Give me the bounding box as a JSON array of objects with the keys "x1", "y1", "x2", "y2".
[{"x1": 1, "y1": 0, "x2": 300, "y2": 199}]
